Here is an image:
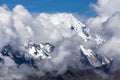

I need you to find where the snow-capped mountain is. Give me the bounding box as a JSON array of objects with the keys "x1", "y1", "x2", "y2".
[{"x1": 0, "y1": 13, "x2": 113, "y2": 75}]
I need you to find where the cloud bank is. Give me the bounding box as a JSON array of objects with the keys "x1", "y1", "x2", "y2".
[
  {"x1": 0, "y1": 4, "x2": 88, "y2": 79},
  {"x1": 87, "y1": 0, "x2": 120, "y2": 58}
]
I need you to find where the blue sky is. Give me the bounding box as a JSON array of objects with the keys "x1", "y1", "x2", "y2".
[{"x1": 0, "y1": 0, "x2": 97, "y2": 17}]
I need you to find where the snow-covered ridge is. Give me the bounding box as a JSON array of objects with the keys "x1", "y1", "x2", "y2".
[
  {"x1": 38, "y1": 13, "x2": 90, "y2": 42},
  {"x1": 25, "y1": 42, "x2": 54, "y2": 59},
  {"x1": 80, "y1": 45, "x2": 113, "y2": 68},
  {"x1": 0, "y1": 42, "x2": 54, "y2": 68}
]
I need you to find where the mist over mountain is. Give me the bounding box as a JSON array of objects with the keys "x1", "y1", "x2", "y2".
[{"x1": 0, "y1": 0, "x2": 120, "y2": 80}]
